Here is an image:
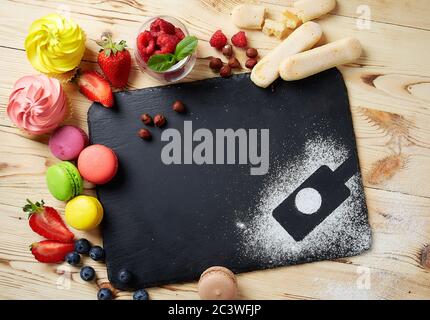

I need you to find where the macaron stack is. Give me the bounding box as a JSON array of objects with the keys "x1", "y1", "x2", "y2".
[
  {"x1": 46, "y1": 125, "x2": 87, "y2": 203},
  {"x1": 46, "y1": 124, "x2": 118, "y2": 231}
]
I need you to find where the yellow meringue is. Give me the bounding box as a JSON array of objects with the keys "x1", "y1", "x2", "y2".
[{"x1": 25, "y1": 13, "x2": 86, "y2": 74}]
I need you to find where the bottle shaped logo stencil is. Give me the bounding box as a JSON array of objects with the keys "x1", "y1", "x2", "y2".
[{"x1": 273, "y1": 155, "x2": 357, "y2": 241}]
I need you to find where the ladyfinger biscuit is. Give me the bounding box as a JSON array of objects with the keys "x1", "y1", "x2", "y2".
[
  {"x1": 282, "y1": 8, "x2": 302, "y2": 29},
  {"x1": 231, "y1": 4, "x2": 266, "y2": 30},
  {"x1": 250, "y1": 21, "x2": 322, "y2": 88},
  {"x1": 279, "y1": 37, "x2": 362, "y2": 81},
  {"x1": 262, "y1": 18, "x2": 292, "y2": 39},
  {"x1": 293, "y1": 0, "x2": 336, "y2": 22}
]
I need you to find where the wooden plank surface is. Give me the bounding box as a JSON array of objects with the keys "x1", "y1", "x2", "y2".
[{"x1": 0, "y1": 0, "x2": 430, "y2": 300}]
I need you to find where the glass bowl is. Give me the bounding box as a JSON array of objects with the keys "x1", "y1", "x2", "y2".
[{"x1": 134, "y1": 16, "x2": 196, "y2": 83}]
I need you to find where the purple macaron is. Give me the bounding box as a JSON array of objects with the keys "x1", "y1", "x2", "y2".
[{"x1": 49, "y1": 125, "x2": 89, "y2": 160}]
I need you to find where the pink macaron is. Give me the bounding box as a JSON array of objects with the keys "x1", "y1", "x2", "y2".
[
  {"x1": 78, "y1": 144, "x2": 118, "y2": 184},
  {"x1": 49, "y1": 125, "x2": 89, "y2": 160}
]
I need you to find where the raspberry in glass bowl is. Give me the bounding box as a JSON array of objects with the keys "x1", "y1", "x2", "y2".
[{"x1": 135, "y1": 16, "x2": 197, "y2": 83}]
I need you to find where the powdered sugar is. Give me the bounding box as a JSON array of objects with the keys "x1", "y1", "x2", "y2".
[
  {"x1": 236, "y1": 136, "x2": 372, "y2": 265},
  {"x1": 312, "y1": 269, "x2": 407, "y2": 300},
  {"x1": 312, "y1": 278, "x2": 374, "y2": 300}
]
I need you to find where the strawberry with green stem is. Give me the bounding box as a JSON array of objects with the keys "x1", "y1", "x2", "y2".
[
  {"x1": 97, "y1": 33, "x2": 131, "y2": 89},
  {"x1": 24, "y1": 199, "x2": 74, "y2": 243}
]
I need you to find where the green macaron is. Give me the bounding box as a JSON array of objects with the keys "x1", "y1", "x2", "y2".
[{"x1": 46, "y1": 161, "x2": 83, "y2": 201}]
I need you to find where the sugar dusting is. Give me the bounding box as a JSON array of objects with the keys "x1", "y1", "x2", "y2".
[
  {"x1": 312, "y1": 278, "x2": 374, "y2": 300},
  {"x1": 312, "y1": 269, "x2": 410, "y2": 300},
  {"x1": 237, "y1": 137, "x2": 372, "y2": 265}
]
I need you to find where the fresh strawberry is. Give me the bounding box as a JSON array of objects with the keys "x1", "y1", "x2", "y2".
[
  {"x1": 24, "y1": 199, "x2": 74, "y2": 243},
  {"x1": 137, "y1": 31, "x2": 156, "y2": 62},
  {"x1": 155, "y1": 34, "x2": 180, "y2": 54},
  {"x1": 174, "y1": 27, "x2": 185, "y2": 40},
  {"x1": 76, "y1": 70, "x2": 114, "y2": 108},
  {"x1": 210, "y1": 30, "x2": 227, "y2": 49},
  {"x1": 231, "y1": 31, "x2": 248, "y2": 48},
  {"x1": 97, "y1": 35, "x2": 131, "y2": 89},
  {"x1": 150, "y1": 18, "x2": 175, "y2": 36},
  {"x1": 30, "y1": 240, "x2": 75, "y2": 263}
]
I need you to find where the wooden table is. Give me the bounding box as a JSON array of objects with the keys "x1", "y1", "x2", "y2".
[{"x1": 1, "y1": 0, "x2": 429, "y2": 300}]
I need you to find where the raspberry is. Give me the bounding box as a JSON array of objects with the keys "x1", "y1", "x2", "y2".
[
  {"x1": 231, "y1": 31, "x2": 247, "y2": 48},
  {"x1": 209, "y1": 30, "x2": 227, "y2": 49},
  {"x1": 155, "y1": 34, "x2": 180, "y2": 54},
  {"x1": 174, "y1": 27, "x2": 185, "y2": 40},
  {"x1": 137, "y1": 31, "x2": 155, "y2": 61},
  {"x1": 150, "y1": 18, "x2": 175, "y2": 36}
]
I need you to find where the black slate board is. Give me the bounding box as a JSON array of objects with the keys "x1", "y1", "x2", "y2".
[{"x1": 88, "y1": 70, "x2": 372, "y2": 290}]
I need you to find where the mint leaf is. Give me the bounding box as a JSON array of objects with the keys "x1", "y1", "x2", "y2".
[
  {"x1": 147, "y1": 54, "x2": 177, "y2": 72},
  {"x1": 146, "y1": 36, "x2": 198, "y2": 71},
  {"x1": 175, "y1": 36, "x2": 198, "y2": 61}
]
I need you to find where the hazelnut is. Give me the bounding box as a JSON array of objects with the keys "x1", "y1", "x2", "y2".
[
  {"x1": 245, "y1": 58, "x2": 258, "y2": 69},
  {"x1": 138, "y1": 128, "x2": 152, "y2": 140},
  {"x1": 209, "y1": 57, "x2": 223, "y2": 71},
  {"x1": 246, "y1": 48, "x2": 258, "y2": 58},
  {"x1": 220, "y1": 65, "x2": 232, "y2": 78},
  {"x1": 228, "y1": 57, "x2": 241, "y2": 69},
  {"x1": 141, "y1": 113, "x2": 153, "y2": 125},
  {"x1": 222, "y1": 44, "x2": 233, "y2": 57},
  {"x1": 173, "y1": 100, "x2": 186, "y2": 113},
  {"x1": 154, "y1": 114, "x2": 167, "y2": 127}
]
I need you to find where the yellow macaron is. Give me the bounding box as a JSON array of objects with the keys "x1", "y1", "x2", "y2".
[{"x1": 65, "y1": 195, "x2": 103, "y2": 231}]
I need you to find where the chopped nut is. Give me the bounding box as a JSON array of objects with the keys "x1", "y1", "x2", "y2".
[
  {"x1": 172, "y1": 100, "x2": 186, "y2": 113},
  {"x1": 246, "y1": 48, "x2": 258, "y2": 58},
  {"x1": 245, "y1": 58, "x2": 258, "y2": 69},
  {"x1": 209, "y1": 57, "x2": 223, "y2": 71},
  {"x1": 228, "y1": 57, "x2": 241, "y2": 69},
  {"x1": 222, "y1": 44, "x2": 233, "y2": 57},
  {"x1": 141, "y1": 113, "x2": 153, "y2": 125},
  {"x1": 220, "y1": 65, "x2": 232, "y2": 78},
  {"x1": 154, "y1": 114, "x2": 166, "y2": 127},
  {"x1": 138, "y1": 128, "x2": 152, "y2": 140}
]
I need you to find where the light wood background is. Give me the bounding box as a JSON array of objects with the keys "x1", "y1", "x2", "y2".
[{"x1": 1, "y1": 0, "x2": 429, "y2": 300}]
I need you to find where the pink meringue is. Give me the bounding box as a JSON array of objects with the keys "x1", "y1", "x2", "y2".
[{"x1": 7, "y1": 75, "x2": 67, "y2": 135}]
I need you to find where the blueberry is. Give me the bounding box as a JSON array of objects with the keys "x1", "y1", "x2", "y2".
[
  {"x1": 74, "y1": 238, "x2": 91, "y2": 255},
  {"x1": 133, "y1": 289, "x2": 149, "y2": 300},
  {"x1": 97, "y1": 288, "x2": 113, "y2": 300},
  {"x1": 118, "y1": 269, "x2": 133, "y2": 284},
  {"x1": 89, "y1": 246, "x2": 105, "y2": 261},
  {"x1": 65, "y1": 252, "x2": 81, "y2": 266},
  {"x1": 80, "y1": 266, "x2": 96, "y2": 281}
]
